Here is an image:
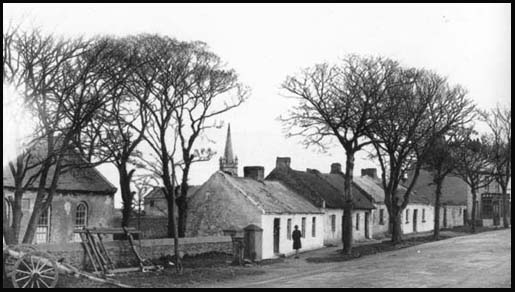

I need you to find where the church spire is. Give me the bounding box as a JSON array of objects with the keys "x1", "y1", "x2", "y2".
[
  {"x1": 219, "y1": 124, "x2": 238, "y2": 176},
  {"x1": 224, "y1": 124, "x2": 235, "y2": 164}
]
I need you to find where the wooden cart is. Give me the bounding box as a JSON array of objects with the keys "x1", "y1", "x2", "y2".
[{"x1": 2, "y1": 227, "x2": 162, "y2": 288}]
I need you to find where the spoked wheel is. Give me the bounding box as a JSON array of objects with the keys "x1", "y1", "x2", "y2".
[{"x1": 11, "y1": 251, "x2": 59, "y2": 288}]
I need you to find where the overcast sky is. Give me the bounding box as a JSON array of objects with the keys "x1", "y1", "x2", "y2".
[{"x1": 3, "y1": 3, "x2": 511, "y2": 207}]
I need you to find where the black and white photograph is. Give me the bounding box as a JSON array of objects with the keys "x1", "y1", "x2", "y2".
[{"x1": 2, "y1": 3, "x2": 511, "y2": 288}]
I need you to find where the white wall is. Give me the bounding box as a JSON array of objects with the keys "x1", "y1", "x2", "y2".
[
  {"x1": 261, "y1": 213, "x2": 324, "y2": 259},
  {"x1": 352, "y1": 210, "x2": 372, "y2": 241},
  {"x1": 439, "y1": 205, "x2": 466, "y2": 228},
  {"x1": 373, "y1": 203, "x2": 437, "y2": 237},
  {"x1": 372, "y1": 203, "x2": 390, "y2": 238},
  {"x1": 402, "y1": 204, "x2": 434, "y2": 234},
  {"x1": 322, "y1": 209, "x2": 343, "y2": 245}
]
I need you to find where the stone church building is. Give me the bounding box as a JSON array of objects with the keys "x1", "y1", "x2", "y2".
[{"x1": 3, "y1": 143, "x2": 117, "y2": 244}]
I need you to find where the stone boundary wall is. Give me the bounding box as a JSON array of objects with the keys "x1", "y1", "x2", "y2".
[{"x1": 20, "y1": 236, "x2": 232, "y2": 269}]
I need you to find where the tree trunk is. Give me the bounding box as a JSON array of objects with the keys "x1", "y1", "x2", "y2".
[
  {"x1": 342, "y1": 152, "x2": 355, "y2": 255},
  {"x1": 21, "y1": 160, "x2": 54, "y2": 244},
  {"x1": 501, "y1": 184, "x2": 510, "y2": 228},
  {"x1": 433, "y1": 177, "x2": 444, "y2": 241},
  {"x1": 470, "y1": 189, "x2": 477, "y2": 233},
  {"x1": 118, "y1": 165, "x2": 135, "y2": 228},
  {"x1": 390, "y1": 210, "x2": 403, "y2": 244},
  {"x1": 177, "y1": 162, "x2": 191, "y2": 238},
  {"x1": 166, "y1": 190, "x2": 176, "y2": 238}
]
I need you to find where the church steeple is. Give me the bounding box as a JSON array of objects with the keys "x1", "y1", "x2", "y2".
[{"x1": 219, "y1": 124, "x2": 238, "y2": 176}]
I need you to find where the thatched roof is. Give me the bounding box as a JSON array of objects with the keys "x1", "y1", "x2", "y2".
[
  {"x1": 266, "y1": 167, "x2": 375, "y2": 210},
  {"x1": 3, "y1": 141, "x2": 116, "y2": 195},
  {"x1": 144, "y1": 185, "x2": 201, "y2": 200},
  {"x1": 407, "y1": 169, "x2": 469, "y2": 206},
  {"x1": 353, "y1": 175, "x2": 432, "y2": 205}
]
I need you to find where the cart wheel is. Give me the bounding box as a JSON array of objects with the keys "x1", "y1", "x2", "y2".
[{"x1": 11, "y1": 251, "x2": 59, "y2": 288}]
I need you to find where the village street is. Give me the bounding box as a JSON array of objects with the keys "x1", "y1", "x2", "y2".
[{"x1": 203, "y1": 229, "x2": 511, "y2": 288}]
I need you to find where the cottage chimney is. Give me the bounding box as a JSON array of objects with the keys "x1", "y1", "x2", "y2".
[
  {"x1": 330, "y1": 163, "x2": 342, "y2": 174},
  {"x1": 361, "y1": 168, "x2": 378, "y2": 179},
  {"x1": 276, "y1": 157, "x2": 291, "y2": 169},
  {"x1": 244, "y1": 166, "x2": 265, "y2": 181}
]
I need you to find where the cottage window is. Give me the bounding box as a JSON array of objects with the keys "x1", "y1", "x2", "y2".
[
  {"x1": 22, "y1": 198, "x2": 31, "y2": 210},
  {"x1": 405, "y1": 209, "x2": 409, "y2": 223},
  {"x1": 287, "y1": 219, "x2": 292, "y2": 240},
  {"x1": 422, "y1": 209, "x2": 426, "y2": 222},
  {"x1": 312, "y1": 217, "x2": 316, "y2": 237},
  {"x1": 74, "y1": 202, "x2": 88, "y2": 242},
  {"x1": 355, "y1": 213, "x2": 359, "y2": 230},
  {"x1": 379, "y1": 209, "x2": 385, "y2": 225},
  {"x1": 301, "y1": 217, "x2": 306, "y2": 238},
  {"x1": 35, "y1": 207, "x2": 51, "y2": 244},
  {"x1": 5, "y1": 198, "x2": 13, "y2": 226},
  {"x1": 331, "y1": 215, "x2": 336, "y2": 232},
  {"x1": 149, "y1": 200, "x2": 155, "y2": 207}
]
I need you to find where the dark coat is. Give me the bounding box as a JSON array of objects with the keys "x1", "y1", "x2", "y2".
[{"x1": 292, "y1": 230, "x2": 302, "y2": 250}]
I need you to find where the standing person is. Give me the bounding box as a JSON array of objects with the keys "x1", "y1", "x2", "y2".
[{"x1": 292, "y1": 225, "x2": 302, "y2": 258}]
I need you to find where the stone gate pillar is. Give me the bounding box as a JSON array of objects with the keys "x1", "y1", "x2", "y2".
[{"x1": 244, "y1": 224, "x2": 263, "y2": 261}]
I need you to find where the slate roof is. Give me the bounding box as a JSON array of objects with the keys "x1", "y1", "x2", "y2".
[
  {"x1": 407, "y1": 169, "x2": 469, "y2": 206},
  {"x1": 3, "y1": 142, "x2": 116, "y2": 194},
  {"x1": 353, "y1": 175, "x2": 432, "y2": 205},
  {"x1": 266, "y1": 167, "x2": 375, "y2": 210},
  {"x1": 144, "y1": 185, "x2": 201, "y2": 200}
]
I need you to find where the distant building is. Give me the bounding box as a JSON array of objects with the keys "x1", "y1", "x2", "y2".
[
  {"x1": 143, "y1": 186, "x2": 200, "y2": 217},
  {"x1": 219, "y1": 123, "x2": 238, "y2": 176},
  {"x1": 266, "y1": 159, "x2": 376, "y2": 245},
  {"x1": 473, "y1": 176, "x2": 511, "y2": 227},
  {"x1": 3, "y1": 143, "x2": 117, "y2": 244},
  {"x1": 408, "y1": 169, "x2": 468, "y2": 229}
]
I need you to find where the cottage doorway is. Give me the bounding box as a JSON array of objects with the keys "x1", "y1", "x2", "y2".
[
  {"x1": 413, "y1": 209, "x2": 418, "y2": 233},
  {"x1": 364, "y1": 212, "x2": 370, "y2": 239},
  {"x1": 493, "y1": 201, "x2": 501, "y2": 226},
  {"x1": 443, "y1": 207, "x2": 448, "y2": 228},
  {"x1": 273, "y1": 218, "x2": 280, "y2": 254}
]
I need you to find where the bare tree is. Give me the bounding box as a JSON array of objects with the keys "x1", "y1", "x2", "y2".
[
  {"x1": 452, "y1": 131, "x2": 494, "y2": 233},
  {"x1": 481, "y1": 105, "x2": 511, "y2": 228},
  {"x1": 367, "y1": 69, "x2": 475, "y2": 244},
  {"x1": 79, "y1": 36, "x2": 149, "y2": 228},
  {"x1": 173, "y1": 41, "x2": 248, "y2": 237},
  {"x1": 127, "y1": 34, "x2": 191, "y2": 273},
  {"x1": 422, "y1": 130, "x2": 469, "y2": 240},
  {"x1": 4, "y1": 28, "x2": 129, "y2": 243},
  {"x1": 281, "y1": 55, "x2": 400, "y2": 254}
]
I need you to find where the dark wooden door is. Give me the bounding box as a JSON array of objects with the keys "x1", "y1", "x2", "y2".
[
  {"x1": 273, "y1": 218, "x2": 280, "y2": 254},
  {"x1": 365, "y1": 212, "x2": 370, "y2": 239},
  {"x1": 413, "y1": 209, "x2": 418, "y2": 232},
  {"x1": 493, "y1": 201, "x2": 500, "y2": 226}
]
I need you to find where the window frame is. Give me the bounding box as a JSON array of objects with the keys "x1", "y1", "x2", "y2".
[
  {"x1": 331, "y1": 214, "x2": 336, "y2": 232},
  {"x1": 74, "y1": 202, "x2": 89, "y2": 242},
  {"x1": 35, "y1": 206, "x2": 51, "y2": 244},
  {"x1": 287, "y1": 218, "x2": 292, "y2": 240},
  {"x1": 301, "y1": 217, "x2": 306, "y2": 238},
  {"x1": 312, "y1": 217, "x2": 316, "y2": 237}
]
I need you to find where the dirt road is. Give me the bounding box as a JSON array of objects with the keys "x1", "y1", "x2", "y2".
[{"x1": 210, "y1": 229, "x2": 511, "y2": 288}]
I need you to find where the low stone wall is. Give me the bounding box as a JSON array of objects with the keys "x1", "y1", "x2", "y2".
[
  {"x1": 22, "y1": 236, "x2": 232, "y2": 270},
  {"x1": 111, "y1": 216, "x2": 169, "y2": 239}
]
